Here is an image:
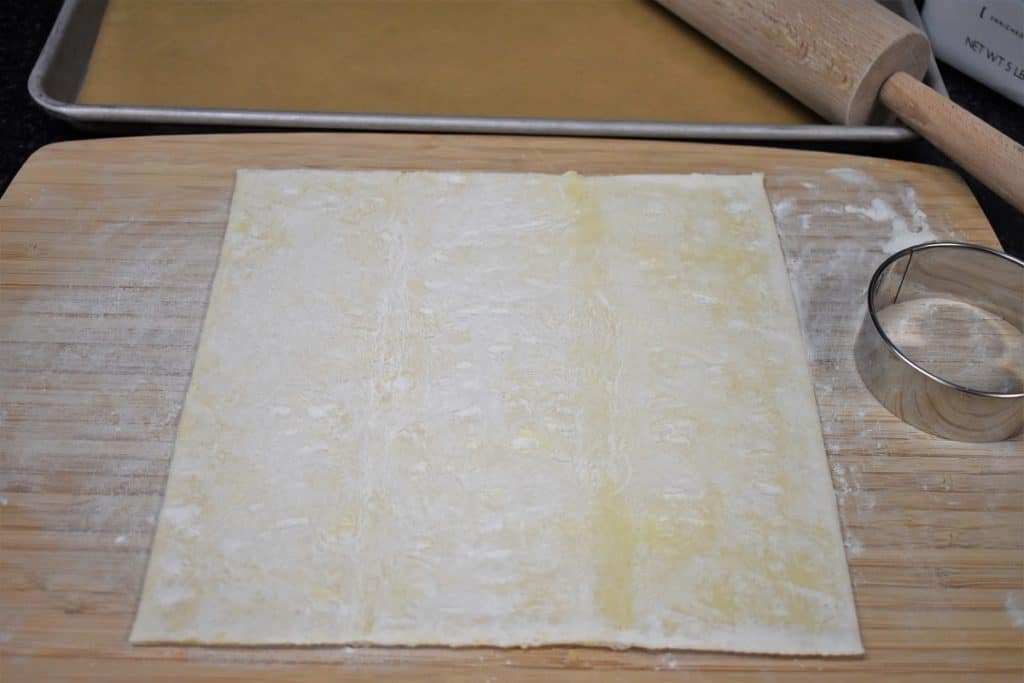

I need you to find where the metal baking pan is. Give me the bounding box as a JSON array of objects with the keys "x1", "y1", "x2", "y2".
[{"x1": 30, "y1": 0, "x2": 947, "y2": 141}]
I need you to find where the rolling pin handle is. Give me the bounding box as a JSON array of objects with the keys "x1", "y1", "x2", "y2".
[{"x1": 879, "y1": 71, "x2": 1024, "y2": 213}]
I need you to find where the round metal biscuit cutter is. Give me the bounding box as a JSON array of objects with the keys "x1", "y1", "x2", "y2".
[{"x1": 854, "y1": 242, "x2": 1024, "y2": 442}]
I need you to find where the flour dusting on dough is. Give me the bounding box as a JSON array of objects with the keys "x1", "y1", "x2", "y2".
[{"x1": 131, "y1": 170, "x2": 861, "y2": 655}]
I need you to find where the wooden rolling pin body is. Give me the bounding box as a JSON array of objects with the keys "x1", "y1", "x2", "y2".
[{"x1": 657, "y1": 0, "x2": 1024, "y2": 211}]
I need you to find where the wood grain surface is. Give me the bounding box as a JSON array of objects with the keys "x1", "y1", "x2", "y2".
[{"x1": 1, "y1": 133, "x2": 1022, "y2": 681}]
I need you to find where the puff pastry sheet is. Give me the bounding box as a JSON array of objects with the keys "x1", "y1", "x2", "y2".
[{"x1": 132, "y1": 170, "x2": 861, "y2": 654}]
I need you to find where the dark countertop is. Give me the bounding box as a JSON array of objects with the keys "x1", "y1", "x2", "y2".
[{"x1": 2, "y1": 1, "x2": 1021, "y2": 257}]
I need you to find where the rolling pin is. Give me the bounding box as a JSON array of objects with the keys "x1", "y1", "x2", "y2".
[{"x1": 656, "y1": 0, "x2": 1024, "y2": 212}]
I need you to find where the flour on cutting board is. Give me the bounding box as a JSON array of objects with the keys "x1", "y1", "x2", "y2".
[
  {"x1": 1006, "y1": 591, "x2": 1024, "y2": 629},
  {"x1": 772, "y1": 168, "x2": 947, "y2": 360},
  {"x1": 820, "y1": 166, "x2": 938, "y2": 252},
  {"x1": 826, "y1": 167, "x2": 874, "y2": 186},
  {"x1": 770, "y1": 168, "x2": 949, "y2": 565},
  {"x1": 829, "y1": 462, "x2": 872, "y2": 559},
  {"x1": 771, "y1": 196, "x2": 796, "y2": 218},
  {"x1": 2, "y1": 187, "x2": 227, "y2": 545},
  {"x1": 842, "y1": 190, "x2": 936, "y2": 254}
]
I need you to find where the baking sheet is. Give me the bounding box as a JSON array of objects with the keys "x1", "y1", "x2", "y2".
[{"x1": 30, "y1": 0, "x2": 947, "y2": 140}]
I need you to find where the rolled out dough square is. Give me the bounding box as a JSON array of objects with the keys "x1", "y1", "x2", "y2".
[{"x1": 131, "y1": 170, "x2": 861, "y2": 654}]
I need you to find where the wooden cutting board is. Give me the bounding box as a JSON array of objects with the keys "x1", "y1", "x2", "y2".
[{"x1": 1, "y1": 134, "x2": 1021, "y2": 681}]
